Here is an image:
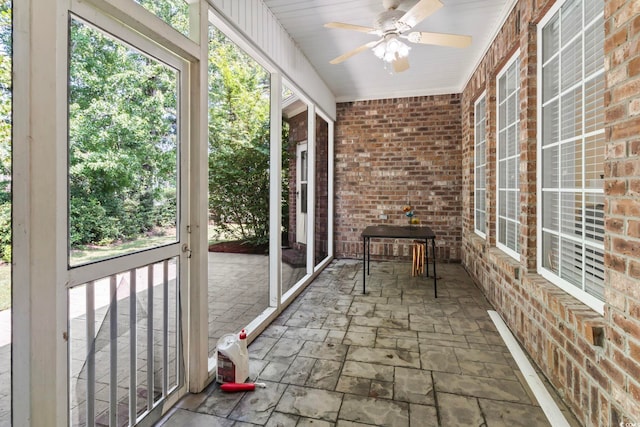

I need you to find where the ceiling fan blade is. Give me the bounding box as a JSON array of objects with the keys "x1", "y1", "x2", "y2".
[
  {"x1": 329, "y1": 40, "x2": 381, "y2": 64},
  {"x1": 406, "y1": 31, "x2": 472, "y2": 48},
  {"x1": 392, "y1": 55, "x2": 410, "y2": 73},
  {"x1": 324, "y1": 22, "x2": 378, "y2": 34},
  {"x1": 397, "y1": 0, "x2": 443, "y2": 30}
]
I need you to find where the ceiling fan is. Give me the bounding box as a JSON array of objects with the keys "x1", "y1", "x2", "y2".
[{"x1": 325, "y1": 0, "x2": 471, "y2": 73}]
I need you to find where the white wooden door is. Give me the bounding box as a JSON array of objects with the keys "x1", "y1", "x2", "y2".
[{"x1": 296, "y1": 142, "x2": 308, "y2": 244}]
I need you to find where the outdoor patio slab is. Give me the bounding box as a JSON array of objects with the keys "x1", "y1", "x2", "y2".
[{"x1": 154, "y1": 260, "x2": 581, "y2": 427}]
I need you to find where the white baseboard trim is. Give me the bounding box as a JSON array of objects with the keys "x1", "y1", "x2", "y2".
[{"x1": 488, "y1": 310, "x2": 571, "y2": 427}]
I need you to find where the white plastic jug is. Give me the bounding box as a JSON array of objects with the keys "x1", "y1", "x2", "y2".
[{"x1": 216, "y1": 329, "x2": 249, "y2": 384}]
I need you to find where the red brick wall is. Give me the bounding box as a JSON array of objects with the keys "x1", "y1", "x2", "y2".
[
  {"x1": 334, "y1": 96, "x2": 462, "y2": 261},
  {"x1": 460, "y1": 0, "x2": 640, "y2": 425},
  {"x1": 603, "y1": 0, "x2": 640, "y2": 423}
]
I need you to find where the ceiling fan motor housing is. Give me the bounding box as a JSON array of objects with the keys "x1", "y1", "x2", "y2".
[
  {"x1": 375, "y1": 9, "x2": 406, "y2": 34},
  {"x1": 382, "y1": 0, "x2": 404, "y2": 10}
]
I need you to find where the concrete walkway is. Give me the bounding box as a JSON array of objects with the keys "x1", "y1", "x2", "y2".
[
  {"x1": 0, "y1": 310, "x2": 9, "y2": 348},
  {"x1": 157, "y1": 259, "x2": 582, "y2": 427},
  {"x1": 0, "y1": 310, "x2": 9, "y2": 426}
]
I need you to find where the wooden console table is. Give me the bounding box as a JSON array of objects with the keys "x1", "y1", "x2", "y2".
[{"x1": 361, "y1": 225, "x2": 437, "y2": 297}]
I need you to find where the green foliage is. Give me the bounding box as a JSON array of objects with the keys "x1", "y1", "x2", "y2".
[
  {"x1": 69, "y1": 197, "x2": 119, "y2": 246},
  {"x1": 0, "y1": 1, "x2": 11, "y2": 261},
  {"x1": 68, "y1": 18, "x2": 178, "y2": 246},
  {"x1": 134, "y1": 0, "x2": 190, "y2": 36},
  {"x1": 208, "y1": 27, "x2": 272, "y2": 245}
]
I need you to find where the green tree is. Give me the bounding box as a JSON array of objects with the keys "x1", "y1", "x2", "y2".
[
  {"x1": 68, "y1": 19, "x2": 178, "y2": 246},
  {"x1": 134, "y1": 0, "x2": 189, "y2": 36},
  {"x1": 208, "y1": 27, "x2": 271, "y2": 245}
]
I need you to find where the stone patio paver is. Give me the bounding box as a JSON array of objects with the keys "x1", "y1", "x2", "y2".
[
  {"x1": 433, "y1": 371, "x2": 533, "y2": 403},
  {"x1": 437, "y1": 392, "x2": 484, "y2": 426},
  {"x1": 480, "y1": 398, "x2": 550, "y2": 426},
  {"x1": 393, "y1": 367, "x2": 435, "y2": 405},
  {"x1": 339, "y1": 395, "x2": 409, "y2": 427},
  {"x1": 227, "y1": 381, "x2": 288, "y2": 424},
  {"x1": 341, "y1": 360, "x2": 394, "y2": 381},
  {"x1": 275, "y1": 385, "x2": 343, "y2": 422}
]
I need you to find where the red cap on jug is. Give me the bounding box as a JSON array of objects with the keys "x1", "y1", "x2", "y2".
[{"x1": 239, "y1": 329, "x2": 247, "y2": 340}]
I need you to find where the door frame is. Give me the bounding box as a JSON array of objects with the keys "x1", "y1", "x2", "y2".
[{"x1": 67, "y1": 5, "x2": 192, "y2": 426}]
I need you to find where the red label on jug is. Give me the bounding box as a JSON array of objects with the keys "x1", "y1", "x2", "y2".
[{"x1": 217, "y1": 352, "x2": 237, "y2": 383}]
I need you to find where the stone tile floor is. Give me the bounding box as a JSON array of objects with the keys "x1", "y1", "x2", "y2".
[{"x1": 157, "y1": 259, "x2": 582, "y2": 427}]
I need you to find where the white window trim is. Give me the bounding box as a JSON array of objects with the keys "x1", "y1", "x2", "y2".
[
  {"x1": 474, "y1": 92, "x2": 487, "y2": 239},
  {"x1": 536, "y1": 0, "x2": 605, "y2": 314},
  {"x1": 496, "y1": 50, "x2": 521, "y2": 261}
]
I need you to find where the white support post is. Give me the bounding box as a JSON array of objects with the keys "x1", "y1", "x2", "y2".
[
  {"x1": 307, "y1": 105, "x2": 316, "y2": 272},
  {"x1": 270, "y1": 73, "x2": 283, "y2": 309},
  {"x1": 187, "y1": 0, "x2": 210, "y2": 394},
  {"x1": 14, "y1": 0, "x2": 70, "y2": 425},
  {"x1": 12, "y1": 0, "x2": 31, "y2": 423}
]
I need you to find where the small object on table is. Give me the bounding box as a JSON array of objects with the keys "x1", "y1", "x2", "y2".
[{"x1": 220, "y1": 382, "x2": 267, "y2": 392}]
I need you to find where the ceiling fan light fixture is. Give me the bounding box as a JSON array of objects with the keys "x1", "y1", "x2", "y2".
[{"x1": 373, "y1": 35, "x2": 410, "y2": 63}]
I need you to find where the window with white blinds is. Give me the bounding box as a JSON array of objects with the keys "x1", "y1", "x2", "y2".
[
  {"x1": 538, "y1": 0, "x2": 605, "y2": 313},
  {"x1": 475, "y1": 94, "x2": 487, "y2": 238},
  {"x1": 497, "y1": 53, "x2": 520, "y2": 260}
]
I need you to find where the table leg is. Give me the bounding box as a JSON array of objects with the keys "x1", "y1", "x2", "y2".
[
  {"x1": 432, "y1": 238, "x2": 437, "y2": 298},
  {"x1": 367, "y1": 238, "x2": 371, "y2": 275},
  {"x1": 362, "y1": 237, "x2": 366, "y2": 294}
]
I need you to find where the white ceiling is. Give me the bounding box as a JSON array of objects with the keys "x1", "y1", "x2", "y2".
[{"x1": 262, "y1": 0, "x2": 516, "y2": 102}]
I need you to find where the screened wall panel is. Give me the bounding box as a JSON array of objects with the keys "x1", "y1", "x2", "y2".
[
  {"x1": 207, "y1": 24, "x2": 272, "y2": 359},
  {"x1": 210, "y1": 0, "x2": 335, "y2": 119}
]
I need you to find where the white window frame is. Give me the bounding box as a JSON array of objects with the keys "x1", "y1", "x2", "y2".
[
  {"x1": 496, "y1": 51, "x2": 521, "y2": 260},
  {"x1": 537, "y1": 0, "x2": 605, "y2": 314},
  {"x1": 474, "y1": 92, "x2": 487, "y2": 239}
]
